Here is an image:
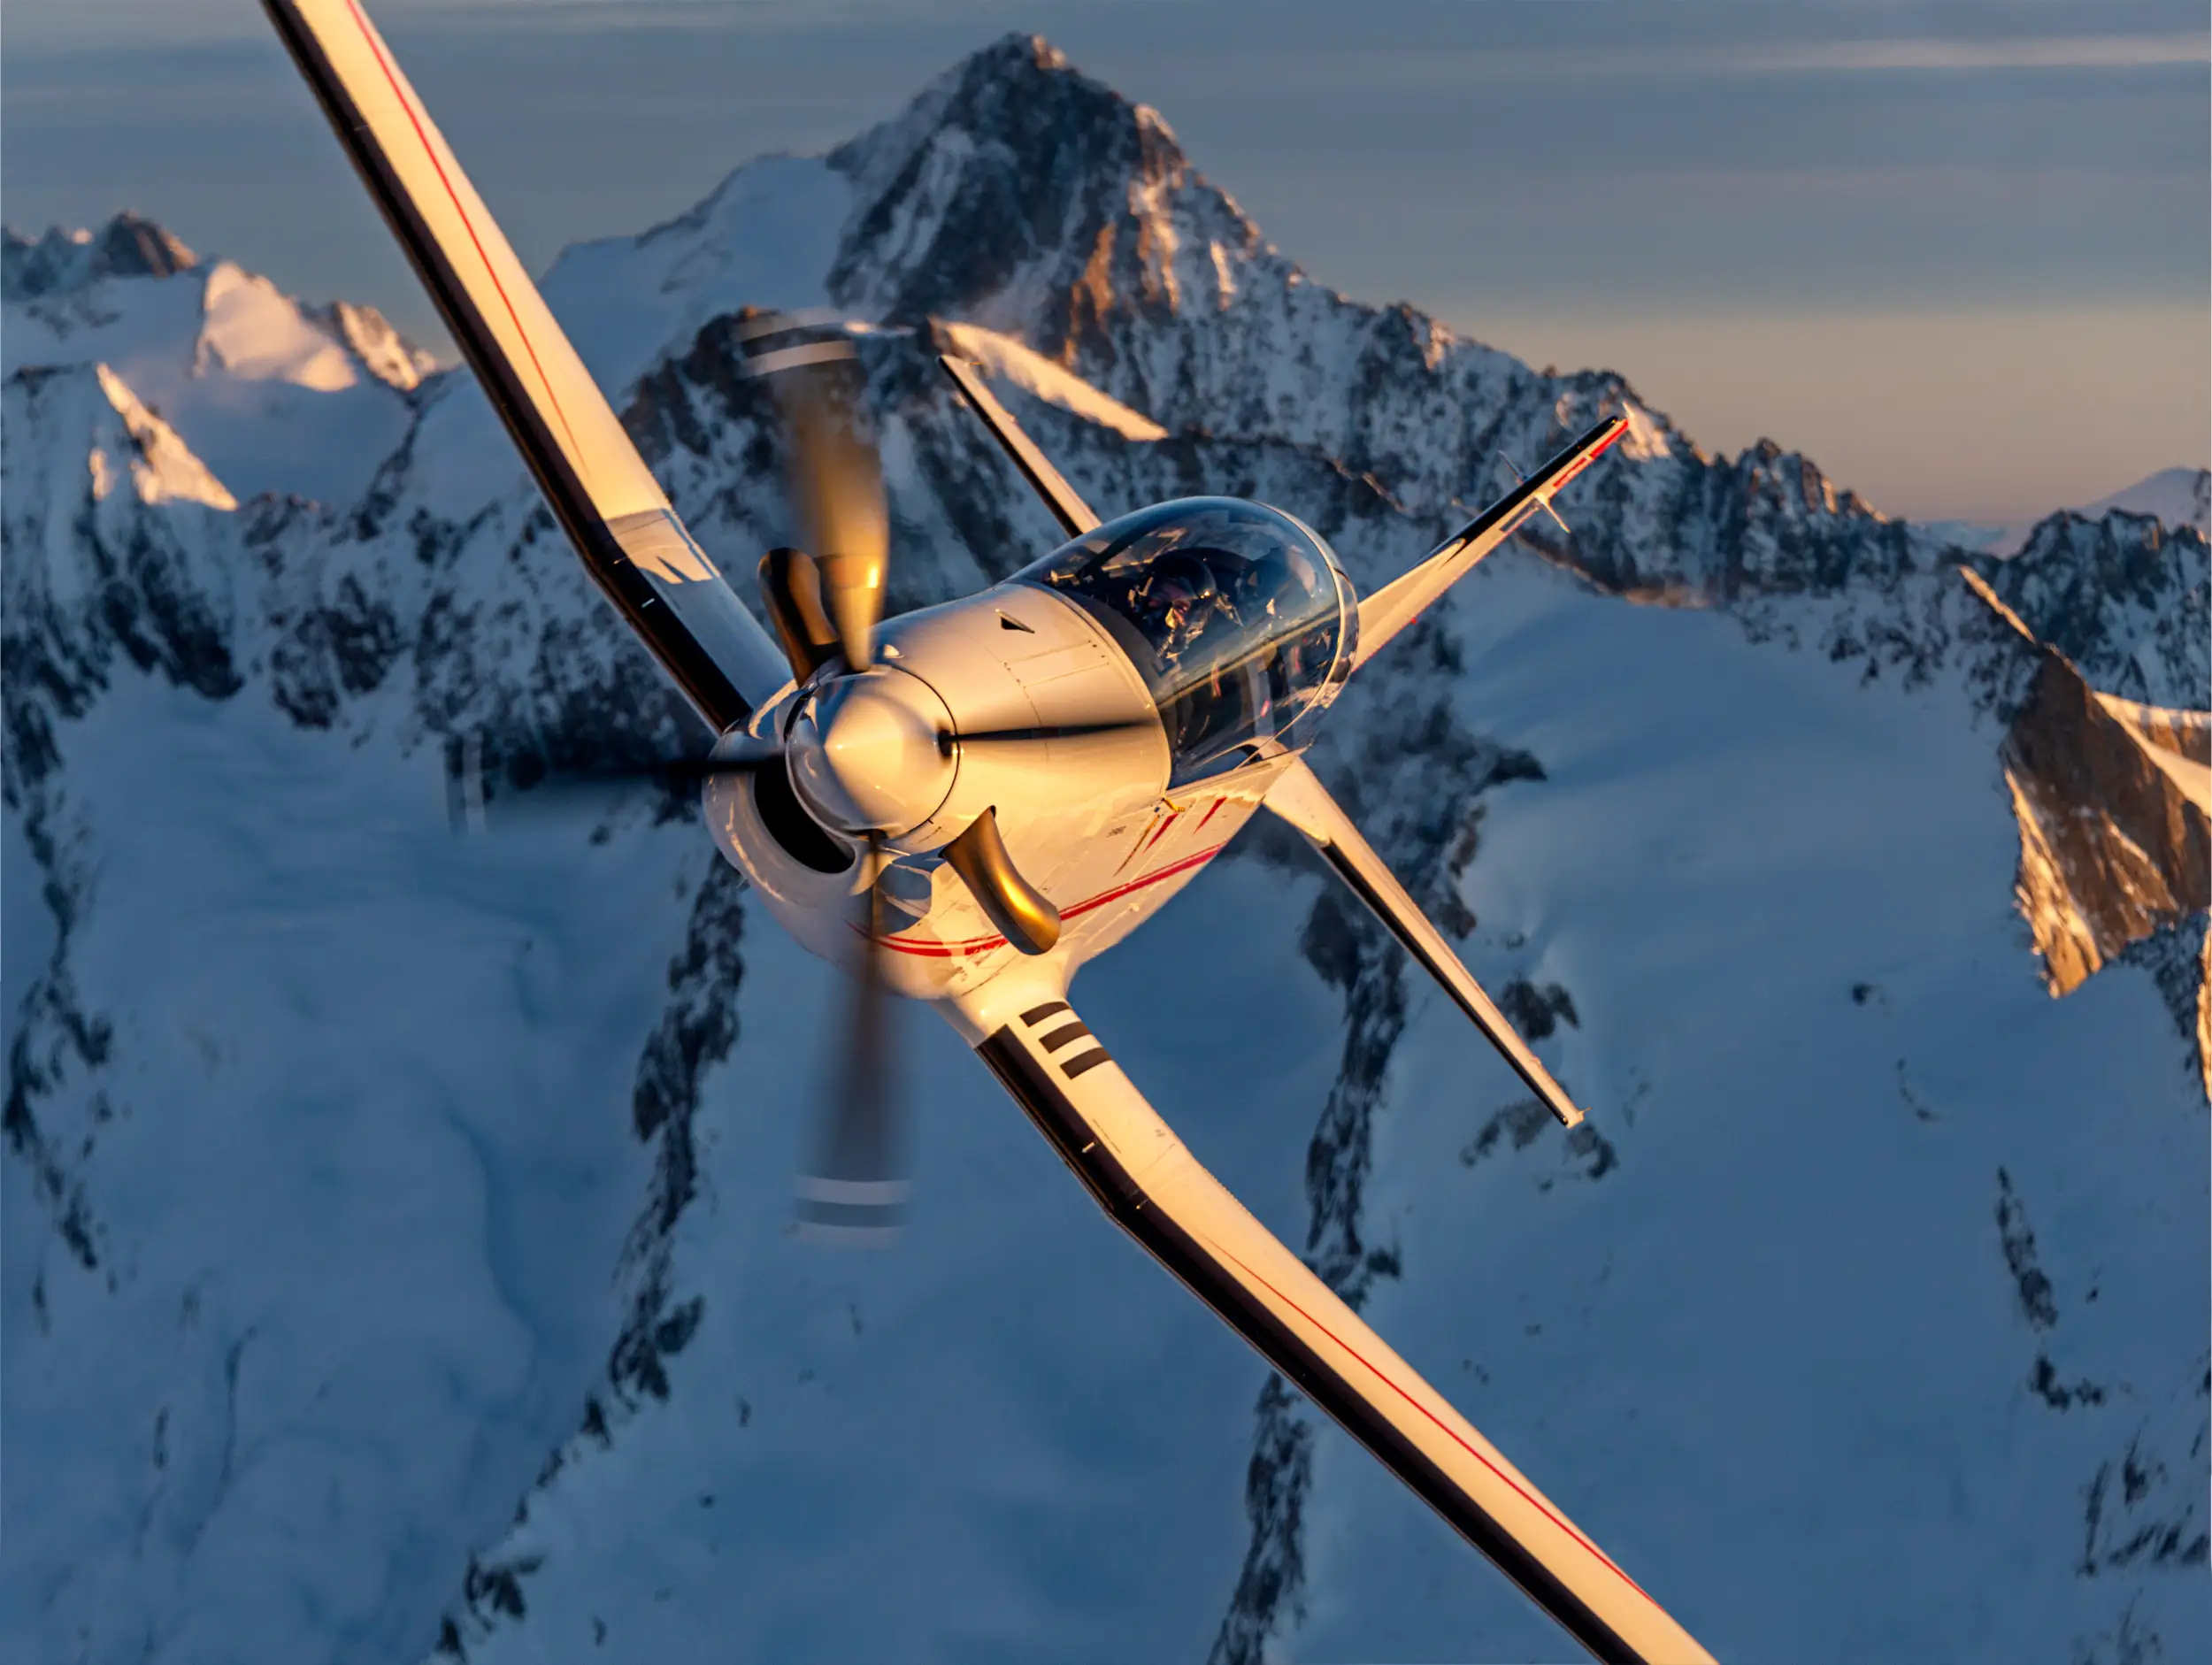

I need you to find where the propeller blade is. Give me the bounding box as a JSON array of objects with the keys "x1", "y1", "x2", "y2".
[
  {"x1": 757, "y1": 547, "x2": 841, "y2": 684},
  {"x1": 447, "y1": 709, "x2": 1157, "y2": 836},
  {"x1": 942, "y1": 806, "x2": 1060, "y2": 955},
  {"x1": 444, "y1": 740, "x2": 785, "y2": 832},
  {"x1": 750, "y1": 323, "x2": 887, "y2": 671},
  {"x1": 798, "y1": 832, "x2": 906, "y2": 1242}
]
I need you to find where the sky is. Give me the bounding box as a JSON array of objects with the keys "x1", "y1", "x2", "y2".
[{"x1": 4, "y1": 0, "x2": 2207, "y2": 523}]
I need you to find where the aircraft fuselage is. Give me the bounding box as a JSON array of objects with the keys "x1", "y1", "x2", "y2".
[{"x1": 706, "y1": 495, "x2": 1357, "y2": 1006}]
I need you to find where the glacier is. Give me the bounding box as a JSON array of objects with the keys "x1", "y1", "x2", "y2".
[{"x1": 4, "y1": 32, "x2": 2207, "y2": 1665}]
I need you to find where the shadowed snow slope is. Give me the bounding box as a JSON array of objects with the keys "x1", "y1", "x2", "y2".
[{"x1": 4, "y1": 34, "x2": 2207, "y2": 1665}]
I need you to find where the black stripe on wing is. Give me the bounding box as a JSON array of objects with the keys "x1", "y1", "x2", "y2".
[{"x1": 263, "y1": 2, "x2": 761, "y2": 732}]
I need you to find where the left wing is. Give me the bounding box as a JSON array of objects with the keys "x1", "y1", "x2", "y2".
[
  {"x1": 959, "y1": 992, "x2": 1715, "y2": 1665},
  {"x1": 262, "y1": 0, "x2": 789, "y2": 730},
  {"x1": 1356, "y1": 415, "x2": 1627, "y2": 671},
  {"x1": 1266, "y1": 757, "x2": 1587, "y2": 1129}
]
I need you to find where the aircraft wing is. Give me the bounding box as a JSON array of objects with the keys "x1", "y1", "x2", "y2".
[
  {"x1": 962, "y1": 994, "x2": 1715, "y2": 1665},
  {"x1": 1356, "y1": 415, "x2": 1627, "y2": 671},
  {"x1": 262, "y1": 0, "x2": 790, "y2": 731},
  {"x1": 938, "y1": 355, "x2": 1102, "y2": 537},
  {"x1": 1265, "y1": 757, "x2": 1587, "y2": 1129}
]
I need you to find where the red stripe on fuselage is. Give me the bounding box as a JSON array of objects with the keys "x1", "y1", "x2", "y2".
[
  {"x1": 341, "y1": 0, "x2": 586, "y2": 476},
  {"x1": 874, "y1": 844, "x2": 1225, "y2": 958}
]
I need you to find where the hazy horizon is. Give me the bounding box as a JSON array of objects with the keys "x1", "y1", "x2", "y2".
[{"x1": 5, "y1": 0, "x2": 2206, "y2": 523}]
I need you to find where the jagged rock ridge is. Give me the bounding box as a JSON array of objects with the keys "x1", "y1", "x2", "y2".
[{"x1": 3, "y1": 211, "x2": 198, "y2": 299}]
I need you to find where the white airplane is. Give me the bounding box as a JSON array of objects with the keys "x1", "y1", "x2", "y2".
[{"x1": 263, "y1": 4, "x2": 1715, "y2": 1660}]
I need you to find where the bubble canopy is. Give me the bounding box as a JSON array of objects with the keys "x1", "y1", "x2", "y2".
[{"x1": 1014, "y1": 497, "x2": 1357, "y2": 781}]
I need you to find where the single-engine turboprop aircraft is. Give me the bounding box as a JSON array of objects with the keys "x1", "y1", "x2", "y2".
[{"x1": 264, "y1": 4, "x2": 1715, "y2": 1660}]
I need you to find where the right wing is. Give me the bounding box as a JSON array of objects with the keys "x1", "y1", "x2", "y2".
[
  {"x1": 938, "y1": 355, "x2": 1102, "y2": 537},
  {"x1": 1356, "y1": 415, "x2": 1627, "y2": 671},
  {"x1": 962, "y1": 993, "x2": 1715, "y2": 1665},
  {"x1": 263, "y1": 0, "x2": 790, "y2": 731},
  {"x1": 1265, "y1": 757, "x2": 1587, "y2": 1129}
]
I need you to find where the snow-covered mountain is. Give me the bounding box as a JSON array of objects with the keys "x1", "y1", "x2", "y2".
[
  {"x1": 4, "y1": 214, "x2": 434, "y2": 506},
  {"x1": 2082, "y1": 467, "x2": 2212, "y2": 536},
  {"x1": 5, "y1": 34, "x2": 2206, "y2": 1665},
  {"x1": 1931, "y1": 465, "x2": 2211, "y2": 559}
]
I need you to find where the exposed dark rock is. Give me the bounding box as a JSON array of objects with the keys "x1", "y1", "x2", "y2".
[
  {"x1": 1208, "y1": 1375, "x2": 1313, "y2": 1665},
  {"x1": 1977, "y1": 511, "x2": 2208, "y2": 710},
  {"x1": 1999, "y1": 650, "x2": 2209, "y2": 996},
  {"x1": 2081, "y1": 1416, "x2": 2210, "y2": 1577},
  {"x1": 2118, "y1": 911, "x2": 2212, "y2": 1101},
  {"x1": 611, "y1": 861, "x2": 748, "y2": 1406},
  {"x1": 1461, "y1": 1099, "x2": 1554, "y2": 1167},
  {"x1": 2031, "y1": 1355, "x2": 2108, "y2": 1411},
  {"x1": 1499, "y1": 978, "x2": 1579, "y2": 1041},
  {"x1": 3, "y1": 211, "x2": 198, "y2": 300},
  {"x1": 1459, "y1": 1098, "x2": 1617, "y2": 1187},
  {"x1": 1997, "y1": 1167, "x2": 2060, "y2": 1332}
]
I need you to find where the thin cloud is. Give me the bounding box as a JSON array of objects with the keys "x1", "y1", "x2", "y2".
[
  {"x1": 1721, "y1": 34, "x2": 2211, "y2": 73},
  {"x1": 1241, "y1": 32, "x2": 2211, "y2": 88}
]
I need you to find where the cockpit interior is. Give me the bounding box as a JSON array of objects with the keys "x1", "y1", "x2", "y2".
[{"x1": 1018, "y1": 498, "x2": 1357, "y2": 780}]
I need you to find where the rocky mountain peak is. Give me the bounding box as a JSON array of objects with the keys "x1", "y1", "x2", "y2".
[
  {"x1": 4, "y1": 361, "x2": 235, "y2": 515},
  {"x1": 825, "y1": 32, "x2": 1252, "y2": 359},
  {"x1": 88, "y1": 364, "x2": 239, "y2": 511},
  {"x1": 303, "y1": 297, "x2": 442, "y2": 395},
  {"x1": 1976, "y1": 509, "x2": 2208, "y2": 709},
  {"x1": 2, "y1": 211, "x2": 198, "y2": 302}
]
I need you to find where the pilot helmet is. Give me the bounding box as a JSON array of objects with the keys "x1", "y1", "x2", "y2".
[{"x1": 1135, "y1": 549, "x2": 1218, "y2": 634}]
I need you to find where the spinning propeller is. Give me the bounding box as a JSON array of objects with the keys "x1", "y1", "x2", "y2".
[
  {"x1": 455, "y1": 315, "x2": 1142, "y2": 1241},
  {"x1": 744, "y1": 316, "x2": 1074, "y2": 1239}
]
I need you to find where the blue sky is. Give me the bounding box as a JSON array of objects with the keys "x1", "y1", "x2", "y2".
[{"x1": 5, "y1": 0, "x2": 2206, "y2": 521}]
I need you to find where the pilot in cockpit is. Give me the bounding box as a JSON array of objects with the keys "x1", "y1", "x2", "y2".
[
  {"x1": 1128, "y1": 549, "x2": 1225, "y2": 670},
  {"x1": 1018, "y1": 496, "x2": 1348, "y2": 779}
]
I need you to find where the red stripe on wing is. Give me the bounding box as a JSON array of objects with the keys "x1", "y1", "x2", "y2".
[
  {"x1": 1199, "y1": 1231, "x2": 1655, "y2": 1605},
  {"x1": 341, "y1": 0, "x2": 587, "y2": 479}
]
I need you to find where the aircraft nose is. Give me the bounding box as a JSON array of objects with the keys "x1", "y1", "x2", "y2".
[{"x1": 786, "y1": 668, "x2": 956, "y2": 835}]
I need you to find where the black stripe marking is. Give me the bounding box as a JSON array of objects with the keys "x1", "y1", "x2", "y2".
[
  {"x1": 1036, "y1": 1021, "x2": 1092, "y2": 1054},
  {"x1": 1019, "y1": 1001, "x2": 1071, "y2": 1027},
  {"x1": 972, "y1": 1027, "x2": 1646, "y2": 1665},
  {"x1": 261, "y1": 2, "x2": 751, "y2": 733},
  {"x1": 1059, "y1": 1047, "x2": 1113, "y2": 1079}
]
